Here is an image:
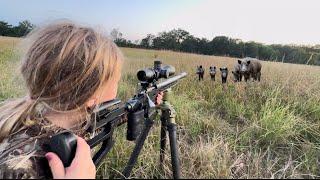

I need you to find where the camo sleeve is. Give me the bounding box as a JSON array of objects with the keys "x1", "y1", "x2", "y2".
[
  {"x1": 0, "y1": 124, "x2": 55, "y2": 179},
  {"x1": 0, "y1": 117, "x2": 88, "y2": 179}
]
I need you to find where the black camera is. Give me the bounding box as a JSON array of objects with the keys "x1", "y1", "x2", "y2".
[{"x1": 137, "y1": 61, "x2": 175, "y2": 82}]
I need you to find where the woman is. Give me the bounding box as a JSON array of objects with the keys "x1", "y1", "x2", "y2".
[{"x1": 0, "y1": 22, "x2": 162, "y2": 179}]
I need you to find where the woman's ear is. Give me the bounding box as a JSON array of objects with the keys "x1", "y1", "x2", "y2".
[{"x1": 86, "y1": 98, "x2": 97, "y2": 108}]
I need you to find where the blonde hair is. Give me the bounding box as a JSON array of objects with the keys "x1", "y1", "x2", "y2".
[{"x1": 0, "y1": 21, "x2": 123, "y2": 142}]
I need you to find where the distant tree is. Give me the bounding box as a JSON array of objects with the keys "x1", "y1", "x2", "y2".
[
  {"x1": 110, "y1": 28, "x2": 123, "y2": 41},
  {"x1": 0, "y1": 20, "x2": 34, "y2": 37},
  {"x1": 109, "y1": 28, "x2": 139, "y2": 48},
  {"x1": 229, "y1": 38, "x2": 244, "y2": 58},
  {"x1": 244, "y1": 41, "x2": 259, "y2": 58},
  {"x1": 197, "y1": 38, "x2": 211, "y2": 55},
  {"x1": 258, "y1": 45, "x2": 275, "y2": 60},
  {"x1": 180, "y1": 35, "x2": 199, "y2": 53},
  {"x1": 0, "y1": 21, "x2": 12, "y2": 36},
  {"x1": 314, "y1": 54, "x2": 320, "y2": 65},
  {"x1": 13, "y1": 20, "x2": 34, "y2": 37},
  {"x1": 153, "y1": 31, "x2": 175, "y2": 50},
  {"x1": 140, "y1": 34, "x2": 155, "y2": 48},
  {"x1": 153, "y1": 29, "x2": 190, "y2": 51},
  {"x1": 210, "y1": 36, "x2": 230, "y2": 56},
  {"x1": 173, "y1": 29, "x2": 190, "y2": 44}
]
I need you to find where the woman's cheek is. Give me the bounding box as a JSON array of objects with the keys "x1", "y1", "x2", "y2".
[{"x1": 111, "y1": 85, "x2": 118, "y2": 98}]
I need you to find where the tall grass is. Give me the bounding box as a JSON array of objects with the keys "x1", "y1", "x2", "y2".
[
  {"x1": 1, "y1": 37, "x2": 320, "y2": 178},
  {"x1": 0, "y1": 37, "x2": 25, "y2": 100}
]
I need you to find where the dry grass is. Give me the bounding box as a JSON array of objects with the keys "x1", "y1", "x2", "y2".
[
  {"x1": 1, "y1": 37, "x2": 320, "y2": 179},
  {"x1": 0, "y1": 36, "x2": 20, "y2": 49}
]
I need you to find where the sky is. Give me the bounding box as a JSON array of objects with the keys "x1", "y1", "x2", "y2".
[{"x1": 1, "y1": 0, "x2": 320, "y2": 45}]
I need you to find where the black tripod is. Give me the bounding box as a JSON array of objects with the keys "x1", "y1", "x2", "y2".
[{"x1": 122, "y1": 89, "x2": 181, "y2": 179}]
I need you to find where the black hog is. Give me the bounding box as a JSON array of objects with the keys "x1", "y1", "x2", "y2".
[
  {"x1": 209, "y1": 66, "x2": 216, "y2": 81},
  {"x1": 196, "y1": 65, "x2": 205, "y2": 81},
  {"x1": 231, "y1": 63, "x2": 242, "y2": 82},
  {"x1": 238, "y1": 58, "x2": 262, "y2": 82},
  {"x1": 220, "y1": 67, "x2": 228, "y2": 84}
]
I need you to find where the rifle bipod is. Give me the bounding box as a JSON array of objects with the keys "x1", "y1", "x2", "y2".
[
  {"x1": 159, "y1": 89, "x2": 181, "y2": 179},
  {"x1": 122, "y1": 89, "x2": 181, "y2": 179}
]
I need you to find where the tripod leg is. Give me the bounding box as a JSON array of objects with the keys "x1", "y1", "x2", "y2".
[
  {"x1": 168, "y1": 122, "x2": 181, "y2": 179},
  {"x1": 160, "y1": 117, "x2": 167, "y2": 171},
  {"x1": 122, "y1": 118, "x2": 154, "y2": 178}
]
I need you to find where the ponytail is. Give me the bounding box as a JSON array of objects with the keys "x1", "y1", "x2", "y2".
[{"x1": 0, "y1": 97, "x2": 36, "y2": 142}]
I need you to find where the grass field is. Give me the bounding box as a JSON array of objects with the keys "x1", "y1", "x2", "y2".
[{"x1": 1, "y1": 37, "x2": 320, "y2": 178}]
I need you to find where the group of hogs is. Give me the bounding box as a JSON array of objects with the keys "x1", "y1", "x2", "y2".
[{"x1": 196, "y1": 57, "x2": 262, "y2": 83}]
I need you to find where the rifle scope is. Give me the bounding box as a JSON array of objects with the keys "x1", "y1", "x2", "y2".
[{"x1": 137, "y1": 61, "x2": 175, "y2": 82}]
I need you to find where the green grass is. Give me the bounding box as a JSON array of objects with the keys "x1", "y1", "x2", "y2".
[
  {"x1": 0, "y1": 37, "x2": 25, "y2": 100},
  {"x1": 1, "y1": 37, "x2": 320, "y2": 178}
]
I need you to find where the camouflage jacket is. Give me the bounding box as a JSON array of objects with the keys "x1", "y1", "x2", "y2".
[{"x1": 0, "y1": 117, "x2": 87, "y2": 179}]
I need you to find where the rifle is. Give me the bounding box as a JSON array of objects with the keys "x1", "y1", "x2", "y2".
[{"x1": 48, "y1": 61, "x2": 187, "y2": 179}]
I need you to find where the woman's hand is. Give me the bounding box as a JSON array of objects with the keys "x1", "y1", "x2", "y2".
[
  {"x1": 45, "y1": 136, "x2": 96, "y2": 179},
  {"x1": 155, "y1": 91, "x2": 164, "y2": 105}
]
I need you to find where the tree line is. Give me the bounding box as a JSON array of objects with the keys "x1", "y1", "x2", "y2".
[
  {"x1": 0, "y1": 20, "x2": 34, "y2": 37},
  {"x1": 111, "y1": 28, "x2": 320, "y2": 65},
  {"x1": 1, "y1": 20, "x2": 320, "y2": 65}
]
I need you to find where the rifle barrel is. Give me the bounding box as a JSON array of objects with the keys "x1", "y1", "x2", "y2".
[{"x1": 147, "y1": 72, "x2": 187, "y2": 92}]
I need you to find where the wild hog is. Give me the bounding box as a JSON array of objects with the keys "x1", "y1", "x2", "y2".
[
  {"x1": 196, "y1": 65, "x2": 205, "y2": 81},
  {"x1": 209, "y1": 66, "x2": 216, "y2": 81},
  {"x1": 238, "y1": 58, "x2": 262, "y2": 82},
  {"x1": 220, "y1": 67, "x2": 228, "y2": 83},
  {"x1": 232, "y1": 63, "x2": 242, "y2": 82}
]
